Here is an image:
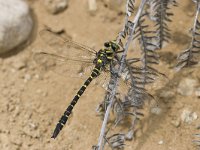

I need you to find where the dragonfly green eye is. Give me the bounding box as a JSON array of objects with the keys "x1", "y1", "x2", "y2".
[{"x1": 104, "y1": 42, "x2": 109, "y2": 47}]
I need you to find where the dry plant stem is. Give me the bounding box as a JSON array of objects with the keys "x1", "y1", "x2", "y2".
[
  {"x1": 187, "y1": 2, "x2": 200, "y2": 65},
  {"x1": 192, "y1": 2, "x2": 200, "y2": 50},
  {"x1": 195, "y1": 3, "x2": 200, "y2": 30},
  {"x1": 117, "y1": 0, "x2": 131, "y2": 41},
  {"x1": 96, "y1": 0, "x2": 147, "y2": 149},
  {"x1": 176, "y1": 1, "x2": 200, "y2": 70}
]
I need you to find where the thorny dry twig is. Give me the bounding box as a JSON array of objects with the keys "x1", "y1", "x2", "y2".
[
  {"x1": 93, "y1": 0, "x2": 200, "y2": 150},
  {"x1": 95, "y1": 0, "x2": 148, "y2": 149},
  {"x1": 176, "y1": 0, "x2": 200, "y2": 70}
]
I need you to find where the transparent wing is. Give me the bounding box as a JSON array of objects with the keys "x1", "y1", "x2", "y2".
[
  {"x1": 93, "y1": 66, "x2": 130, "y2": 97},
  {"x1": 39, "y1": 29, "x2": 97, "y2": 57},
  {"x1": 34, "y1": 29, "x2": 97, "y2": 78},
  {"x1": 34, "y1": 52, "x2": 94, "y2": 78}
]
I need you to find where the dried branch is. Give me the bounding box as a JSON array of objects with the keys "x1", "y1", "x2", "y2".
[
  {"x1": 176, "y1": 1, "x2": 200, "y2": 71},
  {"x1": 95, "y1": 0, "x2": 148, "y2": 149},
  {"x1": 148, "y1": 0, "x2": 176, "y2": 49}
]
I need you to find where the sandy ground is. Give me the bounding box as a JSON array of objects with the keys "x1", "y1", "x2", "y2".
[{"x1": 0, "y1": 0, "x2": 200, "y2": 150}]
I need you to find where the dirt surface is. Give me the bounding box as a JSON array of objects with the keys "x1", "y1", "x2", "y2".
[{"x1": 0, "y1": 0, "x2": 200, "y2": 150}]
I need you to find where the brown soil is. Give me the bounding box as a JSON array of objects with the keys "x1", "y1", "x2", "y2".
[{"x1": 0, "y1": 0, "x2": 200, "y2": 150}]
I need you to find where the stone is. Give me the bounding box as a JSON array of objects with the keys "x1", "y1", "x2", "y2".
[
  {"x1": 171, "y1": 119, "x2": 181, "y2": 127},
  {"x1": 88, "y1": 0, "x2": 97, "y2": 12},
  {"x1": 24, "y1": 74, "x2": 31, "y2": 82},
  {"x1": 0, "y1": 0, "x2": 33, "y2": 54},
  {"x1": 177, "y1": 78, "x2": 198, "y2": 96},
  {"x1": 151, "y1": 107, "x2": 162, "y2": 115},
  {"x1": 181, "y1": 109, "x2": 198, "y2": 124},
  {"x1": 159, "y1": 90, "x2": 175, "y2": 99},
  {"x1": 158, "y1": 140, "x2": 164, "y2": 145},
  {"x1": 44, "y1": 0, "x2": 68, "y2": 14}
]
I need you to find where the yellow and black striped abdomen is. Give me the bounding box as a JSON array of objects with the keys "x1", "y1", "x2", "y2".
[{"x1": 51, "y1": 66, "x2": 101, "y2": 138}]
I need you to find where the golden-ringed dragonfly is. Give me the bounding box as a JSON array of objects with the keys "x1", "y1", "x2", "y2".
[{"x1": 34, "y1": 29, "x2": 123, "y2": 139}]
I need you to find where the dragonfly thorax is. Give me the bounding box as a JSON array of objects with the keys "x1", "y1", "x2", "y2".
[{"x1": 93, "y1": 41, "x2": 120, "y2": 68}]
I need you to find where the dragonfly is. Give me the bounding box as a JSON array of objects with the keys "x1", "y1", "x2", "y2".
[{"x1": 34, "y1": 29, "x2": 124, "y2": 139}]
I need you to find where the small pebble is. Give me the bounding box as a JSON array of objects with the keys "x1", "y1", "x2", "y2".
[
  {"x1": 171, "y1": 119, "x2": 181, "y2": 127},
  {"x1": 44, "y1": 0, "x2": 68, "y2": 14},
  {"x1": 177, "y1": 78, "x2": 198, "y2": 96},
  {"x1": 24, "y1": 74, "x2": 31, "y2": 82},
  {"x1": 88, "y1": 0, "x2": 97, "y2": 12},
  {"x1": 181, "y1": 109, "x2": 198, "y2": 124},
  {"x1": 151, "y1": 107, "x2": 162, "y2": 115},
  {"x1": 158, "y1": 140, "x2": 164, "y2": 145},
  {"x1": 28, "y1": 122, "x2": 38, "y2": 130},
  {"x1": 159, "y1": 90, "x2": 175, "y2": 99}
]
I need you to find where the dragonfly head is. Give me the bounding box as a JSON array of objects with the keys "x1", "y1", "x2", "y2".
[{"x1": 104, "y1": 41, "x2": 120, "y2": 52}]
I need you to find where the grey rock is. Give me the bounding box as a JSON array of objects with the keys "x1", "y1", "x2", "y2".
[
  {"x1": 0, "y1": 0, "x2": 33, "y2": 54},
  {"x1": 44, "y1": 0, "x2": 68, "y2": 14},
  {"x1": 181, "y1": 109, "x2": 198, "y2": 124},
  {"x1": 177, "y1": 78, "x2": 198, "y2": 96}
]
